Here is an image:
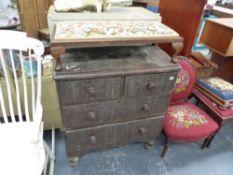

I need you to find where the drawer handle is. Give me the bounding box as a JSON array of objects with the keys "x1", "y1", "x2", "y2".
[
  {"x1": 87, "y1": 112, "x2": 97, "y2": 120},
  {"x1": 88, "y1": 87, "x2": 96, "y2": 96},
  {"x1": 142, "y1": 104, "x2": 150, "y2": 111},
  {"x1": 139, "y1": 127, "x2": 147, "y2": 135},
  {"x1": 88, "y1": 136, "x2": 97, "y2": 144},
  {"x1": 147, "y1": 82, "x2": 155, "y2": 90}
]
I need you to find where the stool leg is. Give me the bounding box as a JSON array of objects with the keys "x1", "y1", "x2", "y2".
[
  {"x1": 161, "y1": 135, "x2": 169, "y2": 157},
  {"x1": 206, "y1": 126, "x2": 222, "y2": 148}
]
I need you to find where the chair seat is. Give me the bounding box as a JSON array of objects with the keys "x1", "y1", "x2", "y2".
[
  {"x1": 193, "y1": 89, "x2": 233, "y2": 118},
  {"x1": 163, "y1": 102, "x2": 219, "y2": 141},
  {"x1": 0, "y1": 122, "x2": 45, "y2": 175}
]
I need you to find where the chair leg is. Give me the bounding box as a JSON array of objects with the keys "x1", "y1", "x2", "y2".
[
  {"x1": 43, "y1": 127, "x2": 56, "y2": 175},
  {"x1": 161, "y1": 135, "x2": 169, "y2": 157},
  {"x1": 201, "y1": 137, "x2": 209, "y2": 149}
]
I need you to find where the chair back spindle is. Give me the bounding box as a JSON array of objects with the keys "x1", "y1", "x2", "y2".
[{"x1": 0, "y1": 30, "x2": 44, "y2": 126}]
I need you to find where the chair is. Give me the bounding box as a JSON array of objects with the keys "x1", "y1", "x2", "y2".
[
  {"x1": 0, "y1": 30, "x2": 55, "y2": 175},
  {"x1": 161, "y1": 56, "x2": 219, "y2": 157},
  {"x1": 192, "y1": 77, "x2": 233, "y2": 148}
]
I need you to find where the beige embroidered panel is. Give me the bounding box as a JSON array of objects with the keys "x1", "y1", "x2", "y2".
[{"x1": 54, "y1": 21, "x2": 179, "y2": 40}]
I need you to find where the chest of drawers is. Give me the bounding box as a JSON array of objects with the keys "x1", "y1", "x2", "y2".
[{"x1": 54, "y1": 46, "x2": 179, "y2": 164}]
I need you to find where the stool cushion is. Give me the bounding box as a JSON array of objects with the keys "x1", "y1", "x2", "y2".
[
  {"x1": 193, "y1": 88, "x2": 233, "y2": 118},
  {"x1": 164, "y1": 102, "x2": 218, "y2": 141},
  {"x1": 197, "y1": 77, "x2": 233, "y2": 101}
]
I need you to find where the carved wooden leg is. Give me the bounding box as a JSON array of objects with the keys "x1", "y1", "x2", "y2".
[
  {"x1": 171, "y1": 42, "x2": 184, "y2": 63},
  {"x1": 144, "y1": 141, "x2": 156, "y2": 150},
  {"x1": 68, "y1": 156, "x2": 79, "y2": 166},
  {"x1": 50, "y1": 47, "x2": 66, "y2": 71}
]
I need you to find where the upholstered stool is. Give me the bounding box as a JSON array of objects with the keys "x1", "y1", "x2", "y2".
[
  {"x1": 195, "y1": 77, "x2": 233, "y2": 108},
  {"x1": 192, "y1": 87, "x2": 233, "y2": 147},
  {"x1": 161, "y1": 57, "x2": 219, "y2": 157}
]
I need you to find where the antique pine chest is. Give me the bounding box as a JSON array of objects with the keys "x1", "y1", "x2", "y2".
[{"x1": 54, "y1": 46, "x2": 179, "y2": 164}]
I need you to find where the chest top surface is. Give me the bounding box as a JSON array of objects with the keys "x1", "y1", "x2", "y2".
[{"x1": 54, "y1": 46, "x2": 179, "y2": 80}]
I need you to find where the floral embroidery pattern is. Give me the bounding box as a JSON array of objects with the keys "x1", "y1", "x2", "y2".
[
  {"x1": 168, "y1": 105, "x2": 208, "y2": 128},
  {"x1": 55, "y1": 21, "x2": 179, "y2": 40},
  {"x1": 200, "y1": 77, "x2": 233, "y2": 96},
  {"x1": 174, "y1": 69, "x2": 190, "y2": 94}
]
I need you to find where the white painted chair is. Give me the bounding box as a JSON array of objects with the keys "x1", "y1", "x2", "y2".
[{"x1": 0, "y1": 30, "x2": 55, "y2": 175}]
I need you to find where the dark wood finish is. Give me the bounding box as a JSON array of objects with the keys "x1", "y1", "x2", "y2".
[
  {"x1": 189, "y1": 52, "x2": 217, "y2": 79},
  {"x1": 53, "y1": 46, "x2": 180, "y2": 79},
  {"x1": 57, "y1": 77, "x2": 123, "y2": 105},
  {"x1": 159, "y1": 0, "x2": 207, "y2": 57},
  {"x1": 65, "y1": 116, "x2": 163, "y2": 157},
  {"x1": 125, "y1": 72, "x2": 176, "y2": 97},
  {"x1": 62, "y1": 95, "x2": 169, "y2": 130},
  {"x1": 210, "y1": 53, "x2": 233, "y2": 83},
  {"x1": 55, "y1": 46, "x2": 179, "y2": 163},
  {"x1": 51, "y1": 30, "x2": 183, "y2": 70}
]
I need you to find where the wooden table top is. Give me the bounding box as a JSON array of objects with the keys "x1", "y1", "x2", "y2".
[{"x1": 207, "y1": 18, "x2": 233, "y2": 29}]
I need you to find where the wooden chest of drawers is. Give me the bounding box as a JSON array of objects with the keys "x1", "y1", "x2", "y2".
[{"x1": 54, "y1": 46, "x2": 179, "y2": 164}]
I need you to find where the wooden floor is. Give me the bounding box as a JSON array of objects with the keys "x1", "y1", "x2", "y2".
[{"x1": 44, "y1": 120, "x2": 233, "y2": 175}]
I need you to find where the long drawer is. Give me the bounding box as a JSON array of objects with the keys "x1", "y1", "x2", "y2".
[
  {"x1": 56, "y1": 77, "x2": 124, "y2": 106},
  {"x1": 65, "y1": 116, "x2": 163, "y2": 157},
  {"x1": 61, "y1": 95, "x2": 169, "y2": 129}
]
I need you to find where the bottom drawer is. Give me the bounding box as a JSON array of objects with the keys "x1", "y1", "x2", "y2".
[{"x1": 65, "y1": 116, "x2": 163, "y2": 158}]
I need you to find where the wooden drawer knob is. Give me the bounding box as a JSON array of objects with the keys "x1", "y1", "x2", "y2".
[
  {"x1": 139, "y1": 127, "x2": 147, "y2": 135},
  {"x1": 89, "y1": 136, "x2": 97, "y2": 144},
  {"x1": 88, "y1": 87, "x2": 96, "y2": 96},
  {"x1": 142, "y1": 104, "x2": 149, "y2": 111},
  {"x1": 87, "y1": 112, "x2": 97, "y2": 120},
  {"x1": 147, "y1": 82, "x2": 155, "y2": 90}
]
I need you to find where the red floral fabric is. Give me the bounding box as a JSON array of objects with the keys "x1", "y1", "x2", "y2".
[
  {"x1": 163, "y1": 103, "x2": 219, "y2": 141},
  {"x1": 170, "y1": 59, "x2": 196, "y2": 103}
]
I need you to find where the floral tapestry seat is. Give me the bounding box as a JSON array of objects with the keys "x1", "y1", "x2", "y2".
[
  {"x1": 164, "y1": 103, "x2": 218, "y2": 141},
  {"x1": 161, "y1": 57, "x2": 219, "y2": 157},
  {"x1": 196, "y1": 77, "x2": 233, "y2": 107}
]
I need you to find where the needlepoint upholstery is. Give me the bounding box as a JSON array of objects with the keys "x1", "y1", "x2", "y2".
[
  {"x1": 164, "y1": 103, "x2": 219, "y2": 141},
  {"x1": 197, "y1": 77, "x2": 233, "y2": 101},
  {"x1": 170, "y1": 59, "x2": 196, "y2": 102}
]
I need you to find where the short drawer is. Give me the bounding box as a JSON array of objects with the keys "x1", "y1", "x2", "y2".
[
  {"x1": 62, "y1": 100, "x2": 124, "y2": 129},
  {"x1": 124, "y1": 95, "x2": 169, "y2": 120},
  {"x1": 65, "y1": 116, "x2": 163, "y2": 157},
  {"x1": 56, "y1": 77, "x2": 123, "y2": 105},
  {"x1": 125, "y1": 72, "x2": 178, "y2": 98}
]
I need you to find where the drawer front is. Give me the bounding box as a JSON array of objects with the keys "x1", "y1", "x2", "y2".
[
  {"x1": 125, "y1": 72, "x2": 178, "y2": 98},
  {"x1": 65, "y1": 116, "x2": 163, "y2": 157},
  {"x1": 57, "y1": 77, "x2": 123, "y2": 105},
  {"x1": 62, "y1": 100, "x2": 124, "y2": 129},
  {"x1": 61, "y1": 95, "x2": 169, "y2": 129},
  {"x1": 124, "y1": 95, "x2": 169, "y2": 120}
]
